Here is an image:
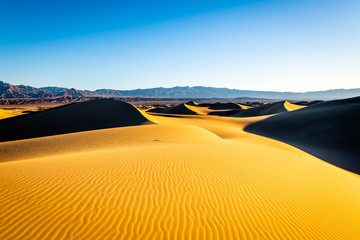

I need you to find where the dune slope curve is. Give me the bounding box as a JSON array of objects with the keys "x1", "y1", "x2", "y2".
[
  {"x1": 208, "y1": 101, "x2": 288, "y2": 117},
  {"x1": 0, "y1": 99, "x2": 154, "y2": 142},
  {"x1": 147, "y1": 103, "x2": 198, "y2": 115},
  {"x1": 208, "y1": 102, "x2": 243, "y2": 110},
  {"x1": 1, "y1": 125, "x2": 360, "y2": 239},
  {"x1": 284, "y1": 101, "x2": 306, "y2": 111},
  {"x1": 233, "y1": 101, "x2": 288, "y2": 117},
  {"x1": 245, "y1": 96, "x2": 360, "y2": 174}
]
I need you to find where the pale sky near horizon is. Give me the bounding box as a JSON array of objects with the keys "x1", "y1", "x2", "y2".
[{"x1": 1, "y1": 0, "x2": 359, "y2": 92}]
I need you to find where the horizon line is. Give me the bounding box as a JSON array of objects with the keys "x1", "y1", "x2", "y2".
[{"x1": 2, "y1": 80, "x2": 359, "y2": 93}]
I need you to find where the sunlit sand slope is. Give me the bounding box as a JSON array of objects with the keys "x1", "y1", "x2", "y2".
[
  {"x1": 0, "y1": 109, "x2": 24, "y2": 119},
  {"x1": 1, "y1": 124, "x2": 360, "y2": 239},
  {"x1": 148, "y1": 102, "x2": 253, "y2": 116},
  {"x1": 147, "y1": 101, "x2": 301, "y2": 118},
  {"x1": 0, "y1": 124, "x2": 220, "y2": 162},
  {"x1": 185, "y1": 103, "x2": 252, "y2": 115},
  {"x1": 207, "y1": 101, "x2": 303, "y2": 117},
  {"x1": 245, "y1": 96, "x2": 360, "y2": 174},
  {"x1": 184, "y1": 104, "x2": 234, "y2": 115},
  {"x1": 283, "y1": 101, "x2": 306, "y2": 111},
  {"x1": 0, "y1": 99, "x2": 153, "y2": 142},
  {"x1": 148, "y1": 112, "x2": 270, "y2": 139}
]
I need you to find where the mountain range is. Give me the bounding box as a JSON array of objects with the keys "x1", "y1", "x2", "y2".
[{"x1": 1, "y1": 81, "x2": 359, "y2": 100}]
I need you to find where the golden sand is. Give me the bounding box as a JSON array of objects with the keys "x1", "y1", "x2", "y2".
[
  {"x1": 0, "y1": 109, "x2": 24, "y2": 119},
  {"x1": 283, "y1": 101, "x2": 306, "y2": 111},
  {"x1": 185, "y1": 103, "x2": 252, "y2": 115},
  {"x1": 1, "y1": 103, "x2": 359, "y2": 239}
]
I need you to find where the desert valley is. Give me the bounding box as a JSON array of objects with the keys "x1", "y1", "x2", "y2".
[
  {"x1": 1, "y1": 97, "x2": 359, "y2": 239},
  {"x1": 2, "y1": 0, "x2": 360, "y2": 238}
]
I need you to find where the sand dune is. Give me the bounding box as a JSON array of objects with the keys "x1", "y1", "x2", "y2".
[
  {"x1": 147, "y1": 101, "x2": 300, "y2": 118},
  {"x1": 208, "y1": 101, "x2": 305, "y2": 117},
  {"x1": 237, "y1": 103, "x2": 253, "y2": 109},
  {"x1": 183, "y1": 104, "x2": 236, "y2": 115},
  {"x1": 1, "y1": 120, "x2": 360, "y2": 239},
  {"x1": 0, "y1": 99, "x2": 153, "y2": 142},
  {"x1": 1, "y1": 99, "x2": 360, "y2": 239},
  {"x1": 295, "y1": 100, "x2": 324, "y2": 106},
  {"x1": 147, "y1": 103, "x2": 198, "y2": 115},
  {"x1": 245, "y1": 96, "x2": 360, "y2": 174},
  {"x1": 148, "y1": 112, "x2": 270, "y2": 139},
  {"x1": 149, "y1": 102, "x2": 253, "y2": 116},
  {"x1": 188, "y1": 102, "x2": 252, "y2": 115},
  {"x1": 0, "y1": 124, "x2": 221, "y2": 162},
  {"x1": 208, "y1": 102, "x2": 252, "y2": 110},
  {"x1": 185, "y1": 100, "x2": 198, "y2": 106},
  {"x1": 283, "y1": 101, "x2": 306, "y2": 111},
  {"x1": 208, "y1": 102, "x2": 242, "y2": 110},
  {"x1": 230, "y1": 101, "x2": 288, "y2": 117}
]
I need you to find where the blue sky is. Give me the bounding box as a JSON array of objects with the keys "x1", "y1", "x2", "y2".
[{"x1": 1, "y1": 0, "x2": 359, "y2": 91}]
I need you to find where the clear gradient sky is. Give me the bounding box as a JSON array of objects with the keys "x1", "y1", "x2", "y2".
[{"x1": 1, "y1": 0, "x2": 359, "y2": 91}]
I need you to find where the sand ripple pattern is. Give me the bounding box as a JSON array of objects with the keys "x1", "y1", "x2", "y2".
[{"x1": 1, "y1": 142, "x2": 360, "y2": 239}]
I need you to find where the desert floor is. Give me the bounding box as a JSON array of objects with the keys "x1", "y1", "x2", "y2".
[{"x1": 1, "y1": 99, "x2": 359, "y2": 239}]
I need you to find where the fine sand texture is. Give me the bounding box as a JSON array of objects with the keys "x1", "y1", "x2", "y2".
[{"x1": 1, "y1": 99, "x2": 360, "y2": 239}]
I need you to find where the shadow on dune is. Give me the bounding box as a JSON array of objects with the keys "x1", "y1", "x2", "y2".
[
  {"x1": 0, "y1": 99, "x2": 153, "y2": 142},
  {"x1": 245, "y1": 97, "x2": 360, "y2": 174},
  {"x1": 149, "y1": 101, "x2": 290, "y2": 117},
  {"x1": 295, "y1": 100, "x2": 324, "y2": 106},
  {"x1": 232, "y1": 101, "x2": 288, "y2": 117},
  {"x1": 185, "y1": 101, "x2": 197, "y2": 106},
  {"x1": 147, "y1": 103, "x2": 198, "y2": 115},
  {"x1": 209, "y1": 101, "x2": 288, "y2": 117},
  {"x1": 208, "y1": 103, "x2": 243, "y2": 110}
]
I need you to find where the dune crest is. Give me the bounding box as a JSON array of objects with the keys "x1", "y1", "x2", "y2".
[
  {"x1": 0, "y1": 99, "x2": 154, "y2": 142},
  {"x1": 147, "y1": 103, "x2": 198, "y2": 115},
  {"x1": 206, "y1": 101, "x2": 292, "y2": 117},
  {"x1": 284, "y1": 101, "x2": 306, "y2": 111}
]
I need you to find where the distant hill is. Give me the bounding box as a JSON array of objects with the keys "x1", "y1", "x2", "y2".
[
  {"x1": 91, "y1": 86, "x2": 360, "y2": 100},
  {"x1": 0, "y1": 81, "x2": 83, "y2": 98},
  {"x1": 0, "y1": 81, "x2": 54, "y2": 98},
  {"x1": 1, "y1": 81, "x2": 359, "y2": 100}
]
